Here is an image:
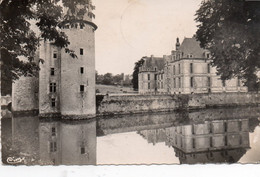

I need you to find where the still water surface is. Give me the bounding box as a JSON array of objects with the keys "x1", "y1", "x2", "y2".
[{"x1": 2, "y1": 107, "x2": 260, "y2": 165}]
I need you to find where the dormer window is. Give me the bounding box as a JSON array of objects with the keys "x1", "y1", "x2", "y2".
[{"x1": 80, "y1": 24, "x2": 84, "y2": 29}]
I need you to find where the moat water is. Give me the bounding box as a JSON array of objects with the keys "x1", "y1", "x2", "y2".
[{"x1": 1, "y1": 107, "x2": 260, "y2": 165}]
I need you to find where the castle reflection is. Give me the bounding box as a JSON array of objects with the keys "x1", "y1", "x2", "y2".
[
  {"x1": 1, "y1": 107, "x2": 260, "y2": 165},
  {"x1": 139, "y1": 118, "x2": 250, "y2": 164}
]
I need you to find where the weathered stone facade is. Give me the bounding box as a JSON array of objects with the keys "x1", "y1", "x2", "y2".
[
  {"x1": 12, "y1": 1, "x2": 97, "y2": 118},
  {"x1": 12, "y1": 76, "x2": 39, "y2": 112},
  {"x1": 138, "y1": 37, "x2": 248, "y2": 94},
  {"x1": 97, "y1": 92, "x2": 260, "y2": 115}
]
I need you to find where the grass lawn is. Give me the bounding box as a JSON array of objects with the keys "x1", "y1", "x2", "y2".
[{"x1": 96, "y1": 84, "x2": 136, "y2": 94}]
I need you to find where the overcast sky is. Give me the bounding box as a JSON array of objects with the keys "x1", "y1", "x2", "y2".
[{"x1": 93, "y1": 0, "x2": 202, "y2": 75}]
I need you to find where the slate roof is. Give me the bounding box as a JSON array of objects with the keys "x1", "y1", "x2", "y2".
[
  {"x1": 141, "y1": 56, "x2": 165, "y2": 71},
  {"x1": 179, "y1": 37, "x2": 208, "y2": 58}
]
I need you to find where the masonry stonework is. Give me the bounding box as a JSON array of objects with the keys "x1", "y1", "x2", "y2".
[
  {"x1": 97, "y1": 93, "x2": 260, "y2": 115},
  {"x1": 12, "y1": 76, "x2": 39, "y2": 112}
]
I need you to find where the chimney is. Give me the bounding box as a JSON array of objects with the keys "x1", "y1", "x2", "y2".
[{"x1": 176, "y1": 37, "x2": 180, "y2": 51}]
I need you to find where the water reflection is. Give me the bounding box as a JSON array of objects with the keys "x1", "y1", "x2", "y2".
[
  {"x1": 39, "y1": 119, "x2": 96, "y2": 165},
  {"x1": 2, "y1": 116, "x2": 96, "y2": 165},
  {"x1": 5, "y1": 115, "x2": 39, "y2": 165},
  {"x1": 139, "y1": 119, "x2": 250, "y2": 164},
  {"x1": 1, "y1": 107, "x2": 260, "y2": 165}
]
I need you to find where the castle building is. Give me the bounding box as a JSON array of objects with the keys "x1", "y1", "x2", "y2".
[
  {"x1": 138, "y1": 37, "x2": 248, "y2": 94},
  {"x1": 138, "y1": 56, "x2": 165, "y2": 94},
  {"x1": 12, "y1": 1, "x2": 97, "y2": 118}
]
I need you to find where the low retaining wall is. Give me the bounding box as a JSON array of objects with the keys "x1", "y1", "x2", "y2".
[
  {"x1": 97, "y1": 92, "x2": 260, "y2": 115},
  {"x1": 189, "y1": 92, "x2": 260, "y2": 108}
]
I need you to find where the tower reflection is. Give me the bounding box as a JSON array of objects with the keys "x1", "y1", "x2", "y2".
[{"x1": 39, "y1": 119, "x2": 97, "y2": 165}]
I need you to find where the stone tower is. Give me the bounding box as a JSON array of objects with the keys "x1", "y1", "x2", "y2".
[
  {"x1": 39, "y1": 1, "x2": 97, "y2": 118},
  {"x1": 12, "y1": 55, "x2": 39, "y2": 113}
]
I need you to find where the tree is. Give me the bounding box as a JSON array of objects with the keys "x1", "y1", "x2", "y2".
[
  {"x1": 102, "y1": 73, "x2": 113, "y2": 85},
  {"x1": 113, "y1": 73, "x2": 124, "y2": 85},
  {"x1": 132, "y1": 57, "x2": 145, "y2": 91},
  {"x1": 195, "y1": 0, "x2": 260, "y2": 91},
  {"x1": 0, "y1": 0, "x2": 94, "y2": 95},
  {"x1": 123, "y1": 74, "x2": 132, "y2": 86}
]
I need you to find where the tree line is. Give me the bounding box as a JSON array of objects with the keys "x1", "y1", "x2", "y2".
[{"x1": 96, "y1": 72, "x2": 132, "y2": 86}]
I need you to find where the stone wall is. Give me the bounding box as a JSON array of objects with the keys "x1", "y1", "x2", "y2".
[
  {"x1": 97, "y1": 94, "x2": 179, "y2": 115},
  {"x1": 12, "y1": 76, "x2": 39, "y2": 112},
  {"x1": 97, "y1": 93, "x2": 260, "y2": 115},
  {"x1": 188, "y1": 92, "x2": 260, "y2": 109}
]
